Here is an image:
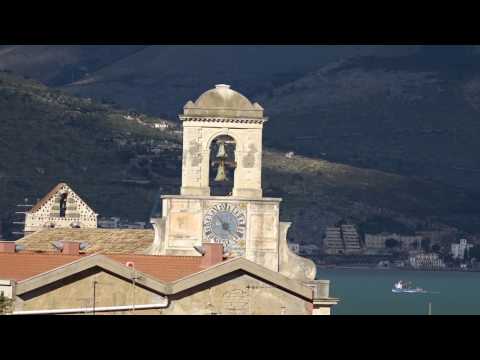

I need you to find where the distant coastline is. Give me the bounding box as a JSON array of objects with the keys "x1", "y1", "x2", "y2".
[{"x1": 316, "y1": 264, "x2": 480, "y2": 273}]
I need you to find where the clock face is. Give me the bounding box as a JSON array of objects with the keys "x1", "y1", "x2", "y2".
[{"x1": 203, "y1": 203, "x2": 246, "y2": 252}]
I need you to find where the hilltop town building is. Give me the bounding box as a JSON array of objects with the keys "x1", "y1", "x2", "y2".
[
  {"x1": 324, "y1": 227, "x2": 344, "y2": 255},
  {"x1": 341, "y1": 225, "x2": 362, "y2": 254},
  {"x1": 451, "y1": 239, "x2": 473, "y2": 260},
  {"x1": 324, "y1": 225, "x2": 361, "y2": 255},
  {"x1": 365, "y1": 233, "x2": 423, "y2": 251},
  {"x1": 24, "y1": 183, "x2": 98, "y2": 234},
  {"x1": 409, "y1": 253, "x2": 446, "y2": 269}
]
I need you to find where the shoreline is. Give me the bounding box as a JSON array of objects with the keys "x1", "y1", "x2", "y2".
[{"x1": 316, "y1": 265, "x2": 480, "y2": 273}]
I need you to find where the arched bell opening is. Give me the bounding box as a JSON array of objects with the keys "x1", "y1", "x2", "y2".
[{"x1": 209, "y1": 135, "x2": 237, "y2": 196}]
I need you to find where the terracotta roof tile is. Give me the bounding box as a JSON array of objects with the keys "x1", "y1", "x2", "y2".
[
  {"x1": 17, "y1": 229, "x2": 154, "y2": 254},
  {"x1": 107, "y1": 254, "x2": 203, "y2": 282},
  {"x1": 0, "y1": 252, "x2": 203, "y2": 283},
  {"x1": 0, "y1": 252, "x2": 84, "y2": 281}
]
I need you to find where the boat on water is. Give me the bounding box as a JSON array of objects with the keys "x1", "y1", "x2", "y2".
[{"x1": 392, "y1": 280, "x2": 427, "y2": 294}]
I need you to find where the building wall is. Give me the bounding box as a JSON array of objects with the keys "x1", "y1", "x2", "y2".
[
  {"x1": 162, "y1": 273, "x2": 312, "y2": 315},
  {"x1": 181, "y1": 122, "x2": 264, "y2": 198},
  {"x1": 15, "y1": 270, "x2": 165, "y2": 313},
  {"x1": 157, "y1": 196, "x2": 281, "y2": 273},
  {"x1": 14, "y1": 270, "x2": 313, "y2": 315},
  {"x1": 365, "y1": 233, "x2": 423, "y2": 250}
]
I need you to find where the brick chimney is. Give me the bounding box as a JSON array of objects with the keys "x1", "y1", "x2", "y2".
[
  {"x1": 62, "y1": 241, "x2": 81, "y2": 255},
  {"x1": 200, "y1": 243, "x2": 224, "y2": 269},
  {"x1": 0, "y1": 241, "x2": 16, "y2": 253}
]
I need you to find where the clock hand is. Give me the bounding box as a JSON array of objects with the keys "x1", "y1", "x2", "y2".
[{"x1": 227, "y1": 228, "x2": 238, "y2": 239}]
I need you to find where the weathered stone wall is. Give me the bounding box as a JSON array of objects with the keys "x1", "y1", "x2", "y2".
[
  {"x1": 181, "y1": 121, "x2": 263, "y2": 198},
  {"x1": 15, "y1": 269, "x2": 165, "y2": 313},
  {"x1": 156, "y1": 196, "x2": 281, "y2": 272},
  {"x1": 163, "y1": 273, "x2": 312, "y2": 315},
  {"x1": 14, "y1": 270, "x2": 312, "y2": 315}
]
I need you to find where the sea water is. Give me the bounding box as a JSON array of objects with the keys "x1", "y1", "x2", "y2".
[{"x1": 318, "y1": 269, "x2": 480, "y2": 315}]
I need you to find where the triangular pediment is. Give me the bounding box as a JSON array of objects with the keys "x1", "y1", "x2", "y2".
[
  {"x1": 28, "y1": 183, "x2": 97, "y2": 218},
  {"x1": 171, "y1": 257, "x2": 313, "y2": 300}
]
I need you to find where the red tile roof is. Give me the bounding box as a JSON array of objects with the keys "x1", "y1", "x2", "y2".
[
  {"x1": 0, "y1": 252, "x2": 203, "y2": 283},
  {"x1": 107, "y1": 254, "x2": 203, "y2": 282},
  {"x1": 0, "y1": 252, "x2": 84, "y2": 281}
]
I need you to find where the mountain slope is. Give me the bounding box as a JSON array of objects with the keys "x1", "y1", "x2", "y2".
[
  {"x1": 0, "y1": 45, "x2": 420, "y2": 116},
  {"x1": 259, "y1": 48, "x2": 480, "y2": 191},
  {"x1": 0, "y1": 45, "x2": 148, "y2": 86},
  {"x1": 3, "y1": 45, "x2": 480, "y2": 193}
]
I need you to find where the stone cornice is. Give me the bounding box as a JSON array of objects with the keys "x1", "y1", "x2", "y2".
[
  {"x1": 161, "y1": 194, "x2": 282, "y2": 203},
  {"x1": 179, "y1": 115, "x2": 268, "y2": 124}
]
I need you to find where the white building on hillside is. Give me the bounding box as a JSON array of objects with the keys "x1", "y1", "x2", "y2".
[
  {"x1": 409, "y1": 253, "x2": 446, "y2": 269},
  {"x1": 451, "y1": 239, "x2": 473, "y2": 260}
]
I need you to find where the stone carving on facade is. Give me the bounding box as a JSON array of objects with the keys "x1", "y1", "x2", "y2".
[{"x1": 222, "y1": 288, "x2": 250, "y2": 315}]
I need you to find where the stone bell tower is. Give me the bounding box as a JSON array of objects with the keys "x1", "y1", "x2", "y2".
[
  {"x1": 150, "y1": 84, "x2": 316, "y2": 282},
  {"x1": 180, "y1": 84, "x2": 264, "y2": 199}
]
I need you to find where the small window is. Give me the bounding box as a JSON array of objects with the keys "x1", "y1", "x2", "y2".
[{"x1": 59, "y1": 193, "x2": 68, "y2": 218}]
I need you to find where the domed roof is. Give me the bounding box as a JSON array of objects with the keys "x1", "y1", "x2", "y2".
[{"x1": 183, "y1": 84, "x2": 264, "y2": 119}]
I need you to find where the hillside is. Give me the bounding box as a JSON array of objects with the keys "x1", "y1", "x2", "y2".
[
  {"x1": 0, "y1": 45, "x2": 148, "y2": 86},
  {"x1": 0, "y1": 45, "x2": 420, "y2": 116},
  {"x1": 2, "y1": 45, "x2": 480, "y2": 193},
  {"x1": 259, "y1": 48, "x2": 480, "y2": 191},
  {"x1": 1, "y1": 71, "x2": 480, "y2": 244}
]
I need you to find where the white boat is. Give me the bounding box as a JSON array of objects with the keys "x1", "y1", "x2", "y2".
[{"x1": 392, "y1": 280, "x2": 427, "y2": 294}]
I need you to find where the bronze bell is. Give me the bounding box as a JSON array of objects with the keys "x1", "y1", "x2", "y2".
[
  {"x1": 214, "y1": 160, "x2": 228, "y2": 182},
  {"x1": 216, "y1": 141, "x2": 227, "y2": 159}
]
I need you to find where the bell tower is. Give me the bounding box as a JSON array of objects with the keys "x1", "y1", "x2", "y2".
[
  {"x1": 150, "y1": 84, "x2": 316, "y2": 282},
  {"x1": 180, "y1": 84, "x2": 265, "y2": 198}
]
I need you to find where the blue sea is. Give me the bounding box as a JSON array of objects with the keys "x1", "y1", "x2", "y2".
[{"x1": 318, "y1": 268, "x2": 480, "y2": 315}]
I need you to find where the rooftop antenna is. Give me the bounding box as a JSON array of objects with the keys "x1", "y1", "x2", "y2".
[
  {"x1": 92, "y1": 279, "x2": 98, "y2": 316},
  {"x1": 11, "y1": 197, "x2": 34, "y2": 239},
  {"x1": 126, "y1": 261, "x2": 142, "y2": 314}
]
